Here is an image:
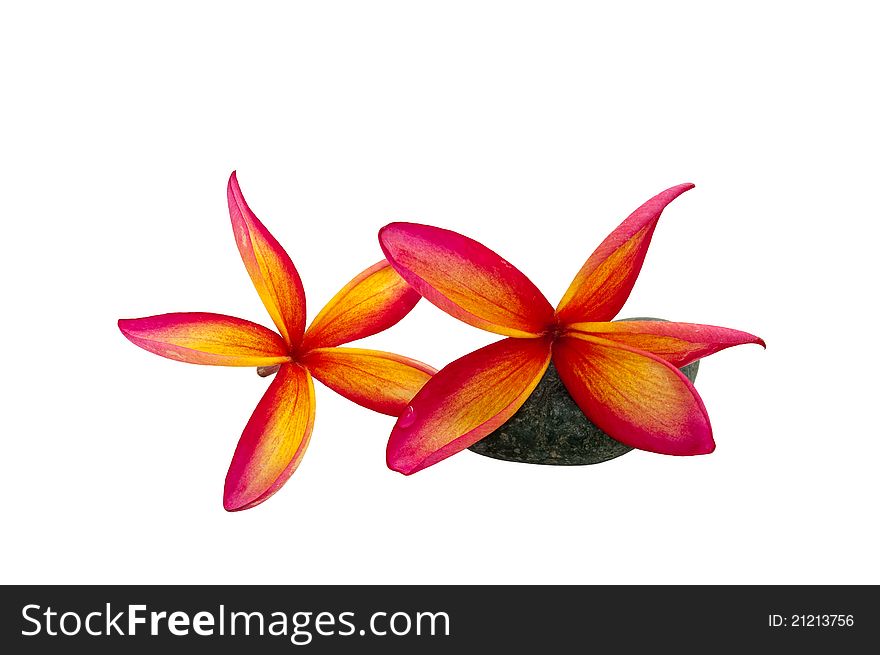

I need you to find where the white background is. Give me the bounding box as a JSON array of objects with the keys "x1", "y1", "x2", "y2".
[{"x1": 2, "y1": 1, "x2": 877, "y2": 584}]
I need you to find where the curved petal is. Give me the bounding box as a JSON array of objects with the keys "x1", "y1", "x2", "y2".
[
  {"x1": 566, "y1": 321, "x2": 766, "y2": 368},
  {"x1": 302, "y1": 348, "x2": 436, "y2": 416},
  {"x1": 552, "y1": 334, "x2": 713, "y2": 456},
  {"x1": 224, "y1": 363, "x2": 315, "y2": 511},
  {"x1": 118, "y1": 313, "x2": 290, "y2": 366},
  {"x1": 379, "y1": 222, "x2": 554, "y2": 338},
  {"x1": 387, "y1": 337, "x2": 552, "y2": 475},
  {"x1": 556, "y1": 183, "x2": 695, "y2": 323},
  {"x1": 228, "y1": 172, "x2": 307, "y2": 347},
  {"x1": 301, "y1": 260, "x2": 421, "y2": 350}
]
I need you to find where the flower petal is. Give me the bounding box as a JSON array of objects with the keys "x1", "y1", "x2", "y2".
[
  {"x1": 552, "y1": 334, "x2": 713, "y2": 456},
  {"x1": 228, "y1": 171, "x2": 307, "y2": 346},
  {"x1": 301, "y1": 260, "x2": 421, "y2": 350},
  {"x1": 118, "y1": 313, "x2": 291, "y2": 366},
  {"x1": 556, "y1": 183, "x2": 695, "y2": 323},
  {"x1": 379, "y1": 222, "x2": 554, "y2": 338},
  {"x1": 386, "y1": 337, "x2": 552, "y2": 474},
  {"x1": 224, "y1": 363, "x2": 315, "y2": 511},
  {"x1": 566, "y1": 321, "x2": 766, "y2": 368},
  {"x1": 302, "y1": 348, "x2": 436, "y2": 416}
]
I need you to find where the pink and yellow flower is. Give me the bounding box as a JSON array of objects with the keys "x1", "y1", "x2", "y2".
[
  {"x1": 379, "y1": 183, "x2": 765, "y2": 474},
  {"x1": 119, "y1": 172, "x2": 435, "y2": 510}
]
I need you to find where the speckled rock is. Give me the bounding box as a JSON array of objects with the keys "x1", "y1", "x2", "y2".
[{"x1": 468, "y1": 318, "x2": 700, "y2": 465}]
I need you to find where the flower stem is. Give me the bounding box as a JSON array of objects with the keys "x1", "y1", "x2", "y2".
[{"x1": 256, "y1": 364, "x2": 281, "y2": 378}]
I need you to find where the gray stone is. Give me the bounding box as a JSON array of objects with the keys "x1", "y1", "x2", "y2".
[{"x1": 468, "y1": 318, "x2": 700, "y2": 465}]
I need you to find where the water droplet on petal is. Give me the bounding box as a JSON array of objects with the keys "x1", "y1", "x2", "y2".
[{"x1": 398, "y1": 405, "x2": 417, "y2": 429}]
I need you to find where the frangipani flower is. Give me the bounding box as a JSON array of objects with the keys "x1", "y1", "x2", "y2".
[
  {"x1": 119, "y1": 172, "x2": 435, "y2": 510},
  {"x1": 379, "y1": 183, "x2": 765, "y2": 475}
]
